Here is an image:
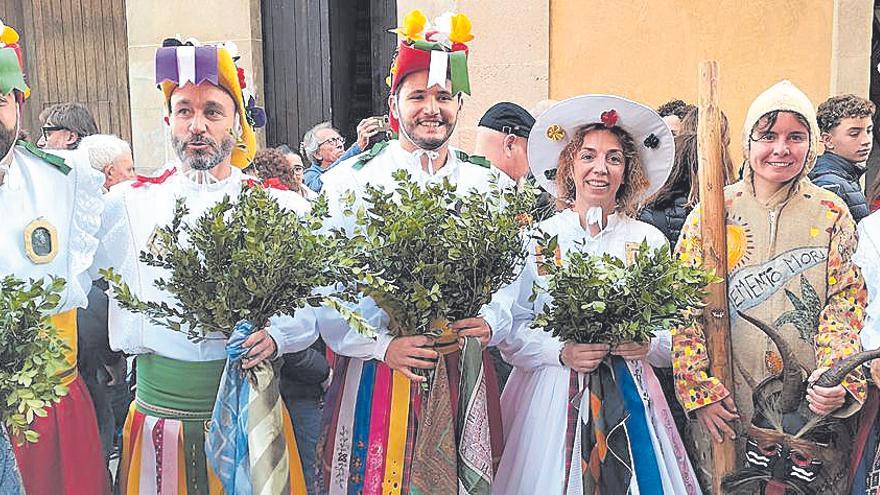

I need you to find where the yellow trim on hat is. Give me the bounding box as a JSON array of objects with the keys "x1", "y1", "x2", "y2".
[{"x1": 159, "y1": 46, "x2": 255, "y2": 169}]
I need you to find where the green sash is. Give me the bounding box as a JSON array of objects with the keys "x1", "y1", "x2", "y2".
[
  {"x1": 135, "y1": 354, "x2": 225, "y2": 495},
  {"x1": 135, "y1": 354, "x2": 224, "y2": 419}
]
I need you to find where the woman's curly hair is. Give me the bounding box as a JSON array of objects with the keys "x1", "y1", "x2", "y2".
[
  {"x1": 250, "y1": 148, "x2": 294, "y2": 189},
  {"x1": 555, "y1": 123, "x2": 649, "y2": 216}
]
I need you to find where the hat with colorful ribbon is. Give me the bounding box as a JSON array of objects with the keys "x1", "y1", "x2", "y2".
[
  {"x1": 155, "y1": 38, "x2": 267, "y2": 169},
  {"x1": 386, "y1": 10, "x2": 473, "y2": 132},
  {"x1": 0, "y1": 20, "x2": 29, "y2": 102}
]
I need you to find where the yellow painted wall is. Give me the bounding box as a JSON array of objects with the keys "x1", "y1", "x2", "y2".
[{"x1": 550, "y1": 1, "x2": 839, "y2": 157}]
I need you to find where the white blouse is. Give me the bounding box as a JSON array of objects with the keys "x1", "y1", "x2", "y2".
[
  {"x1": 487, "y1": 208, "x2": 673, "y2": 368},
  {"x1": 854, "y1": 209, "x2": 880, "y2": 351}
]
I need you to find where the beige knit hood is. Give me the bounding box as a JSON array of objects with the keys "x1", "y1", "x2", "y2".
[{"x1": 741, "y1": 80, "x2": 820, "y2": 207}]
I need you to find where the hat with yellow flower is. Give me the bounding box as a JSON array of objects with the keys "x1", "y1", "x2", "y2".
[
  {"x1": 155, "y1": 38, "x2": 267, "y2": 169},
  {"x1": 0, "y1": 19, "x2": 29, "y2": 102},
  {"x1": 387, "y1": 10, "x2": 474, "y2": 132}
]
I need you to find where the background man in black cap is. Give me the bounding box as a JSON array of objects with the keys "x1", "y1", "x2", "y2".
[{"x1": 474, "y1": 101, "x2": 535, "y2": 184}]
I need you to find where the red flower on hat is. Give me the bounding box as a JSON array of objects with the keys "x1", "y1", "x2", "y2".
[
  {"x1": 237, "y1": 67, "x2": 246, "y2": 89},
  {"x1": 600, "y1": 110, "x2": 618, "y2": 128}
]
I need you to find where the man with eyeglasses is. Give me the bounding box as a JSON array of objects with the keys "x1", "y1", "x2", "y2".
[
  {"x1": 301, "y1": 118, "x2": 382, "y2": 192},
  {"x1": 36, "y1": 102, "x2": 98, "y2": 150}
]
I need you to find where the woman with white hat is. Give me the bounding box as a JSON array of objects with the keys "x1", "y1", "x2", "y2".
[{"x1": 489, "y1": 95, "x2": 701, "y2": 494}]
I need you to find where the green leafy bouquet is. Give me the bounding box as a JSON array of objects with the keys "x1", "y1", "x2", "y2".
[
  {"x1": 102, "y1": 186, "x2": 375, "y2": 341},
  {"x1": 346, "y1": 169, "x2": 537, "y2": 338},
  {"x1": 0, "y1": 276, "x2": 69, "y2": 444},
  {"x1": 532, "y1": 237, "x2": 717, "y2": 344}
]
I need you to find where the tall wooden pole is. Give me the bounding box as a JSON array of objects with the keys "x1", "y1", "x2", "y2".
[{"x1": 697, "y1": 60, "x2": 735, "y2": 493}]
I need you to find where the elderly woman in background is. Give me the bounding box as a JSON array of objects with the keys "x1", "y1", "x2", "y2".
[
  {"x1": 278, "y1": 144, "x2": 317, "y2": 200},
  {"x1": 489, "y1": 95, "x2": 700, "y2": 494},
  {"x1": 79, "y1": 134, "x2": 135, "y2": 191}
]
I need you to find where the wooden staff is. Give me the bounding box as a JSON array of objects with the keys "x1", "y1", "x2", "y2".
[{"x1": 697, "y1": 60, "x2": 735, "y2": 493}]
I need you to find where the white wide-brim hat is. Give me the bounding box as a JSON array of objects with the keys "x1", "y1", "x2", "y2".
[{"x1": 528, "y1": 94, "x2": 674, "y2": 202}]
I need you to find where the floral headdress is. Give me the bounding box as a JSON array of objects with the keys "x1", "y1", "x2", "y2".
[
  {"x1": 386, "y1": 10, "x2": 474, "y2": 132},
  {"x1": 155, "y1": 38, "x2": 267, "y2": 169},
  {"x1": 0, "y1": 20, "x2": 29, "y2": 102}
]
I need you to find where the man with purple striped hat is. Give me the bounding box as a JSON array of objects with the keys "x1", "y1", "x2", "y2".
[{"x1": 96, "y1": 38, "x2": 310, "y2": 494}]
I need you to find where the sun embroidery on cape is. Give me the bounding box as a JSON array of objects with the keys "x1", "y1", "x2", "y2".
[{"x1": 726, "y1": 215, "x2": 754, "y2": 271}]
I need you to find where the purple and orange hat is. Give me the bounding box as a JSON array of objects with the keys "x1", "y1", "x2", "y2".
[{"x1": 155, "y1": 38, "x2": 266, "y2": 169}]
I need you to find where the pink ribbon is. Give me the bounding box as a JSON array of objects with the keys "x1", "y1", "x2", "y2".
[{"x1": 363, "y1": 365, "x2": 393, "y2": 494}]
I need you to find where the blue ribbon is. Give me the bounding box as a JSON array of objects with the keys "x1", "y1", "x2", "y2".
[
  {"x1": 206, "y1": 320, "x2": 255, "y2": 495},
  {"x1": 612, "y1": 357, "x2": 663, "y2": 494},
  {"x1": 347, "y1": 360, "x2": 376, "y2": 494}
]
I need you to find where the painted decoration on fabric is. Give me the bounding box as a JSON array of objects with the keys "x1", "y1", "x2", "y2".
[{"x1": 24, "y1": 217, "x2": 58, "y2": 264}]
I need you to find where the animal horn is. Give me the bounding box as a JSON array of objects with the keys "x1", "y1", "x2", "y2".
[
  {"x1": 736, "y1": 310, "x2": 804, "y2": 414},
  {"x1": 814, "y1": 348, "x2": 880, "y2": 388}
]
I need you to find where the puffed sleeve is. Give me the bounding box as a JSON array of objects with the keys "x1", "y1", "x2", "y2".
[
  {"x1": 319, "y1": 295, "x2": 394, "y2": 361},
  {"x1": 495, "y1": 247, "x2": 565, "y2": 369},
  {"x1": 815, "y1": 206, "x2": 867, "y2": 417},
  {"x1": 671, "y1": 207, "x2": 730, "y2": 412}
]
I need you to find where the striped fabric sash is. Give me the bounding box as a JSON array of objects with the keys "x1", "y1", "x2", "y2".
[
  {"x1": 456, "y1": 336, "x2": 493, "y2": 494},
  {"x1": 364, "y1": 365, "x2": 393, "y2": 494},
  {"x1": 612, "y1": 357, "x2": 662, "y2": 494},
  {"x1": 328, "y1": 359, "x2": 363, "y2": 495},
  {"x1": 205, "y1": 320, "x2": 291, "y2": 495},
  {"x1": 641, "y1": 364, "x2": 701, "y2": 495},
  {"x1": 348, "y1": 361, "x2": 377, "y2": 492},
  {"x1": 247, "y1": 358, "x2": 291, "y2": 495},
  {"x1": 383, "y1": 371, "x2": 410, "y2": 494},
  {"x1": 563, "y1": 370, "x2": 581, "y2": 490},
  {"x1": 401, "y1": 380, "x2": 422, "y2": 492}
]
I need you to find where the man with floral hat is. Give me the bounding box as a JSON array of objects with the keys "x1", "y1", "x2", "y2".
[
  {"x1": 0, "y1": 19, "x2": 110, "y2": 495},
  {"x1": 96, "y1": 38, "x2": 311, "y2": 494},
  {"x1": 314, "y1": 10, "x2": 512, "y2": 494}
]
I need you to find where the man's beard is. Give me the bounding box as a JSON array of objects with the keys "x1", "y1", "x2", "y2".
[
  {"x1": 172, "y1": 133, "x2": 234, "y2": 171},
  {"x1": 0, "y1": 121, "x2": 16, "y2": 158},
  {"x1": 401, "y1": 116, "x2": 456, "y2": 150}
]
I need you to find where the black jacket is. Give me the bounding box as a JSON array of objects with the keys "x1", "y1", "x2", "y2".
[
  {"x1": 279, "y1": 339, "x2": 330, "y2": 402},
  {"x1": 638, "y1": 195, "x2": 692, "y2": 249},
  {"x1": 808, "y1": 152, "x2": 869, "y2": 223}
]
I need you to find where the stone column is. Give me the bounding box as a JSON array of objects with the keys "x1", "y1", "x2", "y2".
[{"x1": 829, "y1": 0, "x2": 873, "y2": 97}]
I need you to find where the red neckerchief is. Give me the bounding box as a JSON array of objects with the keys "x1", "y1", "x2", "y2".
[
  {"x1": 263, "y1": 177, "x2": 289, "y2": 190},
  {"x1": 131, "y1": 167, "x2": 176, "y2": 188}
]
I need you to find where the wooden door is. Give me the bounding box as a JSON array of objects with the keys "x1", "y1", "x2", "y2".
[
  {"x1": 0, "y1": 0, "x2": 132, "y2": 144},
  {"x1": 329, "y1": 0, "x2": 396, "y2": 140},
  {"x1": 262, "y1": 0, "x2": 333, "y2": 150},
  {"x1": 261, "y1": 0, "x2": 396, "y2": 149}
]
